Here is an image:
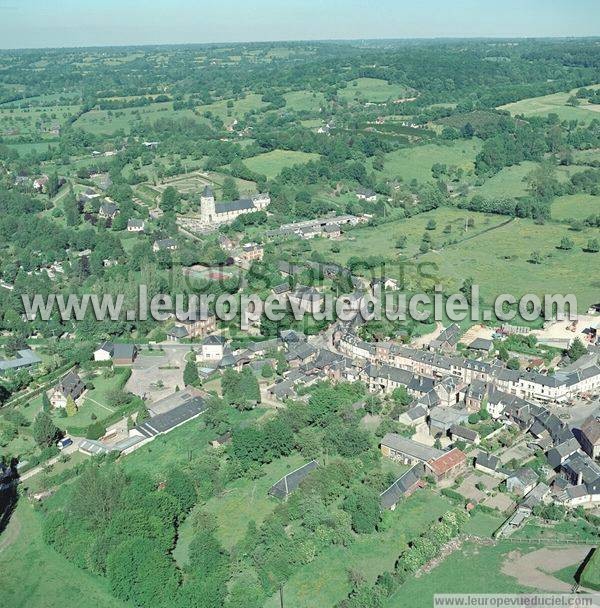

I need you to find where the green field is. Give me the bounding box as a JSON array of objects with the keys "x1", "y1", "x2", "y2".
[
  {"x1": 74, "y1": 103, "x2": 201, "y2": 135},
  {"x1": 0, "y1": 104, "x2": 79, "y2": 137},
  {"x1": 338, "y1": 78, "x2": 413, "y2": 104},
  {"x1": 175, "y1": 453, "x2": 306, "y2": 562},
  {"x1": 243, "y1": 149, "x2": 321, "y2": 179},
  {"x1": 581, "y1": 547, "x2": 600, "y2": 590},
  {"x1": 471, "y1": 161, "x2": 538, "y2": 199},
  {"x1": 499, "y1": 85, "x2": 600, "y2": 124},
  {"x1": 0, "y1": 501, "x2": 126, "y2": 608},
  {"x1": 284, "y1": 90, "x2": 326, "y2": 112},
  {"x1": 309, "y1": 208, "x2": 509, "y2": 262},
  {"x1": 419, "y1": 217, "x2": 600, "y2": 310},
  {"x1": 385, "y1": 542, "x2": 536, "y2": 607},
  {"x1": 197, "y1": 93, "x2": 267, "y2": 122},
  {"x1": 373, "y1": 139, "x2": 482, "y2": 183},
  {"x1": 551, "y1": 193, "x2": 600, "y2": 221},
  {"x1": 265, "y1": 491, "x2": 452, "y2": 608}
]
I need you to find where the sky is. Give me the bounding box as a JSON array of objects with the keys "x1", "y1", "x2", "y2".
[{"x1": 0, "y1": 0, "x2": 598, "y2": 49}]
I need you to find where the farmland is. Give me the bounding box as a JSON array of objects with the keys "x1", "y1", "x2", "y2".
[
  {"x1": 498, "y1": 85, "x2": 600, "y2": 124},
  {"x1": 551, "y1": 193, "x2": 600, "y2": 221}
]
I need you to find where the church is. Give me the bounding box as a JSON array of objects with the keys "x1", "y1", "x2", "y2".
[{"x1": 200, "y1": 185, "x2": 270, "y2": 227}]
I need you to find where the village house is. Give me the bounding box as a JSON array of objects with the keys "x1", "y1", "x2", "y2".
[
  {"x1": 380, "y1": 433, "x2": 444, "y2": 465},
  {"x1": 449, "y1": 424, "x2": 480, "y2": 445},
  {"x1": 237, "y1": 242, "x2": 264, "y2": 263},
  {"x1": 50, "y1": 370, "x2": 86, "y2": 408},
  {"x1": 99, "y1": 201, "x2": 119, "y2": 220},
  {"x1": 201, "y1": 335, "x2": 226, "y2": 360},
  {"x1": 323, "y1": 224, "x2": 341, "y2": 239},
  {"x1": 579, "y1": 415, "x2": 600, "y2": 459},
  {"x1": 475, "y1": 452, "x2": 508, "y2": 479},
  {"x1": 0, "y1": 349, "x2": 42, "y2": 375},
  {"x1": 93, "y1": 342, "x2": 137, "y2": 365},
  {"x1": 127, "y1": 219, "x2": 145, "y2": 232},
  {"x1": 425, "y1": 448, "x2": 467, "y2": 483},
  {"x1": 356, "y1": 187, "x2": 377, "y2": 202},
  {"x1": 507, "y1": 467, "x2": 538, "y2": 497},
  {"x1": 380, "y1": 463, "x2": 426, "y2": 509},
  {"x1": 33, "y1": 175, "x2": 49, "y2": 192},
  {"x1": 153, "y1": 238, "x2": 178, "y2": 253},
  {"x1": 429, "y1": 323, "x2": 462, "y2": 352}
]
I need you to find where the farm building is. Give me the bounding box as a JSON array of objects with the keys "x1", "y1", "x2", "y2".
[{"x1": 268, "y1": 460, "x2": 318, "y2": 499}]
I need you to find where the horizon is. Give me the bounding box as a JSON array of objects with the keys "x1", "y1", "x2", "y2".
[{"x1": 0, "y1": 0, "x2": 598, "y2": 50}]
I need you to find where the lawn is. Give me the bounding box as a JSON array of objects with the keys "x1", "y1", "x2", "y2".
[
  {"x1": 418, "y1": 217, "x2": 600, "y2": 311},
  {"x1": 243, "y1": 149, "x2": 321, "y2": 179},
  {"x1": 175, "y1": 453, "x2": 307, "y2": 562},
  {"x1": 373, "y1": 139, "x2": 482, "y2": 183},
  {"x1": 462, "y1": 510, "x2": 504, "y2": 537},
  {"x1": 121, "y1": 407, "x2": 266, "y2": 476},
  {"x1": 338, "y1": 78, "x2": 413, "y2": 104},
  {"x1": 384, "y1": 541, "x2": 536, "y2": 607},
  {"x1": 0, "y1": 501, "x2": 126, "y2": 608},
  {"x1": 551, "y1": 193, "x2": 600, "y2": 221},
  {"x1": 498, "y1": 85, "x2": 600, "y2": 124},
  {"x1": 265, "y1": 490, "x2": 452, "y2": 608}
]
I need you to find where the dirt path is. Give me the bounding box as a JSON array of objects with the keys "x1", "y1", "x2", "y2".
[
  {"x1": 502, "y1": 546, "x2": 594, "y2": 592},
  {"x1": 412, "y1": 321, "x2": 443, "y2": 348}
]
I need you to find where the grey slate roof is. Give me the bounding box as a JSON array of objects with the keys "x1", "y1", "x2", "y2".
[
  {"x1": 269, "y1": 460, "x2": 318, "y2": 499},
  {"x1": 380, "y1": 463, "x2": 425, "y2": 508},
  {"x1": 215, "y1": 198, "x2": 255, "y2": 214},
  {"x1": 381, "y1": 433, "x2": 444, "y2": 462},
  {"x1": 134, "y1": 397, "x2": 207, "y2": 438},
  {"x1": 0, "y1": 349, "x2": 42, "y2": 372}
]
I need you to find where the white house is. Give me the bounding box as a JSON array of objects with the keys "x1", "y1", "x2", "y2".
[{"x1": 201, "y1": 335, "x2": 226, "y2": 360}]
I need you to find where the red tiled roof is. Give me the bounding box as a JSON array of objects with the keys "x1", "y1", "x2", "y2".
[{"x1": 427, "y1": 448, "x2": 466, "y2": 476}]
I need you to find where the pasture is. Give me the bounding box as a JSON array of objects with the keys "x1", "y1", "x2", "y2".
[
  {"x1": 284, "y1": 89, "x2": 325, "y2": 112},
  {"x1": 74, "y1": 103, "x2": 201, "y2": 135},
  {"x1": 243, "y1": 149, "x2": 321, "y2": 179},
  {"x1": 373, "y1": 139, "x2": 482, "y2": 183},
  {"x1": 338, "y1": 78, "x2": 413, "y2": 104},
  {"x1": 551, "y1": 193, "x2": 600, "y2": 221},
  {"x1": 499, "y1": 85, "x2": 600, "y2": 124},
  {"x1": 308, "y1": 207, "x2": 509, "y2": 262},
  {"x1": 418, "y1": 217, "x2": 600, "y2": 310},
  {"x1": 196, "y1": 93, "x2": 267, "y2": 122}
]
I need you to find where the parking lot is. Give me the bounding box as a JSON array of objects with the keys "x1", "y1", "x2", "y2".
[{"x1": 125, "y1": 347, "x2": 188, "y2": 402}]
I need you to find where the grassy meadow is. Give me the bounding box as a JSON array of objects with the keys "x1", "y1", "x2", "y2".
[
  {"x1": 338, "y1": 78, "x2": 413, "y2": 104},
  {"x1": 243, "y1": 149, "x2": 321, "y2": 179},
  {"x1": 373, "y1": 139, "x2": 482, "y2": 183},
  {"x1": 498, "y1": 85, "x2": 600, "y2": 124}
]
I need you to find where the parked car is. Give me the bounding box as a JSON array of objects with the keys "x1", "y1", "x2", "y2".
[{"x1": 57, "y1": 437, "x2": 73, "y2": 450}]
